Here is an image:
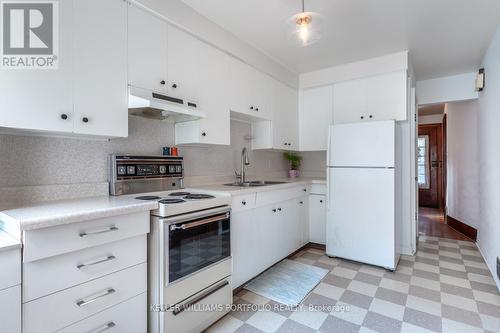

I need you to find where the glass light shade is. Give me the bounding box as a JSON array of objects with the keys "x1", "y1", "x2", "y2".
[{"x1": 287, "y1": 11, "x2": 322, "y2": 47}]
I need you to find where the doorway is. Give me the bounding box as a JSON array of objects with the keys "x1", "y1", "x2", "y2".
[
  {"x1": 418, "y1": 123, "x2": 444, "y2": 209},
  {"x1": 417, "y1": 106, "x2": 469, "y2": 240}
]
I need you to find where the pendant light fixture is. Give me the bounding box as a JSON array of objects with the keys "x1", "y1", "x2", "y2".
[{"x1": 287, "y1": 0, "x2": 322, "y2": 47}]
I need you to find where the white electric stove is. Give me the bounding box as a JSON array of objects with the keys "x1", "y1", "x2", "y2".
[{"x1": 109, "y1": 155, "x2": 232, "y2": 333}]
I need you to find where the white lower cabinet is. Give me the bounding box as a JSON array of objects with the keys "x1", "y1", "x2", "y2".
[
  {"x1": 23, "y1": 262, "x2": 147, "y2": 333},
  {"x1": 231, "y1": 209, "x2": 261, "y2": 289},
  {"x1": 57, "y1": 293, "x2": 146, "y2": 333},
  {"x1": 231, "y1": 187, "x2": 309, "y2": 289},
  {"x1": 21, "y1": 213, "x2": 150, "y2": 333},
  {"x1": 309, "y1": 194, "x2": 327, "y2": 244},
  {"x1": 0, "y1": 285, "x2": 21, "y2": 333}
]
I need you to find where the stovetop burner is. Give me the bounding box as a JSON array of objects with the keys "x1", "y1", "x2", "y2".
[
  {"x1": 168, "y1": 192, "x2": 191, "y2": 197},
  {"x1": 158, "y1": 198, "x2": 186, "y2": 204},
  {"x1": 184, "y1": 194, "x2": 216, "y2": 200},
  {"x1": 135, "y1": 195, "x2": 162, "y2": 200}
]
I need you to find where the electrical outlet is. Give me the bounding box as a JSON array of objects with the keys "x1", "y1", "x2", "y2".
[{"x1": 497, "y1": 257, "x2": 500, "y2": 280}]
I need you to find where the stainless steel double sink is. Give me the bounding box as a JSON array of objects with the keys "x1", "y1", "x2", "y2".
[{"x1": 223, "y1": 180, "x2": 287, "y2": 187}]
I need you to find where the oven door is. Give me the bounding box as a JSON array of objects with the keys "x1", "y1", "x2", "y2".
[{"x1": 166, "y1": 207, "x2": 230, "y2": 284}]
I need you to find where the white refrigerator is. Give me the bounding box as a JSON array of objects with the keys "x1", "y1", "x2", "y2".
[{"x1": 326, "y1": 120, "x2": 400, "y2": 270}]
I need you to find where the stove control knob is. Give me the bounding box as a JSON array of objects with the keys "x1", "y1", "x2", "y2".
[{"x1": 159, "y1": 165, "x2": 167, "y2": 174}]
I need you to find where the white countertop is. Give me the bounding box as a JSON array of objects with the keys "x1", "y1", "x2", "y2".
[
  {"x1": 0, "y1": 230, "x2": 21, "y2": 251},
  {"x1": 0, "y1": 196, "x2": 158, "y2": 231},
  {"x1": 0, "y1": 178, "x2": 325, "y2": 232},
  {"x1": 191, "y1": 177, "x2": 326, "y2": 195}
]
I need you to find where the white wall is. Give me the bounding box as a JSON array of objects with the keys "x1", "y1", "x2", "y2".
[
  {"x1": 477, "y1": 27, "x2": 500, "y2": 290},
  {"x1": 418, "y1": 114, "x2": 444, "y2": 125},
  {"x1": 416, "y1": 72, "x2": 479, "y2": 105},
  {"x1": 134, "y1": 0, "x2": 297, "y2": 88},
  {"x1": 446, "y1": 101, "x2": 479, "y2": 229},
  {"x1": 299, "y1": 51, "x2": 408, "y2": 89}
]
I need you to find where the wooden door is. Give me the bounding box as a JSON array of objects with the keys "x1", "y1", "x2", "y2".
[{"x1": 418, "y1": 124, "x2": 443, "y2": 208}]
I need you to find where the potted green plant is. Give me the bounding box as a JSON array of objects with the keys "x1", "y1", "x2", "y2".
[{"x1": 283, "y1": 151, "x2": 302, "y2": 178}]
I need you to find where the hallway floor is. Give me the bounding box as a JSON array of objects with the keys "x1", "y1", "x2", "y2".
[
  {"x1": 206, "y1": 237, "x2": 500, "y2": 333},
  {"x1": 419, "y1": 207, "x2": 472, "y2": 241}
]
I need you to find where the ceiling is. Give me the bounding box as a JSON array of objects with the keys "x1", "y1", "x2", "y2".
[
  {"x1": 419, "y1": 104, "x2": 445, "y2": 116},
  {"x1": 182, "y1": 0, "x2": 500, "y2": 80}
]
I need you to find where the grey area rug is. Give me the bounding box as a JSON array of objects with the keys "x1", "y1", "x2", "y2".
[{"x1": 244, "y1": 259, "x2": 329, "y2": 307}]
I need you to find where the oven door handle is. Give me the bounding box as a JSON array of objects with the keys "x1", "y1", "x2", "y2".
[
  {"x1": 172, "y1": 280, "x2": 229, "y2": 316},
  {"x1": 170, "y1": 213, "x2": 229, "y2": 231}
]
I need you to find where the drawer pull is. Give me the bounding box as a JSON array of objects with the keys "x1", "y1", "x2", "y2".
[
  {"x1": 79, "y1": 226, "x2": 119, "y2": 237},
  {"x1": 172, "y1": 280, "x2": 229, "y2": 316},
  {"x1": 87, "y1": 322, "x2": 116, "y2": 333},
  {"x1": 76, "y1": 288, "x2": 116, "y2": 307},
  {"x1": 77, "y1": 255, "x2": 116, "y2": 269}
]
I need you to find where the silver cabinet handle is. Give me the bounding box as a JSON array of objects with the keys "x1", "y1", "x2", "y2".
[
  {"x1": 86, "y1": 322, "x2": 116, "y2": 333},
  {"x1": 79, "y1": 226, "x2": 118, "y2": 237},
  {"x1": 76, "y1": 288, "x2": 116, "y2": 307},
  {"x1": 77, "y1": 255, "x2": 116, "y2": 269}
]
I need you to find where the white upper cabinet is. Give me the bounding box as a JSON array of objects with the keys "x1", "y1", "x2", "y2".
[
  {"x1": 227, "y1": 58, "x2": 273, "y2": 120},
  {"x1": 73, "y1": 0, "x2": 128, "y2": 137},
  {"x1": 227, "y1": 58, "x2": 256, "y2": 116},
  {"x1": 0, "y1": 0, "x2": 128, "y2": 138},
  {"x1": 299, "y1": 86, "x2": 333, "y2": 151},
  {"x1": 128, "y1": 4, "x2": 168, "y2": 93},
  {"x1": 175, "y1": 41, "x2": 231, "y2": 145},
  {"x1": 167, "y1": 26, "x2": 200, "y2": 101},
  {"x1": 333, "y1": 70, "x2": 407, "y2": 124},
  {"x1": 0, "y1": 0, "x2": 74, "y2": 134},
  {"x1": 273, "y1": 83, "x2": 299, "y2": 150}
]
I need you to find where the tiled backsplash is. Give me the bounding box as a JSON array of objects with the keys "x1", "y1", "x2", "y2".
[{"x1": 0, "y1": 117, "x2": 325, "y2": 209}]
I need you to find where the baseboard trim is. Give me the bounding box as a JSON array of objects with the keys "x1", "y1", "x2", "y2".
[{"x1": 446, "y1": 215, "x2": 477, "y2": 241}]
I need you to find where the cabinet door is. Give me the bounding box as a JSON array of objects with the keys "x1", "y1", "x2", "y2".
[
  {"x1": 299, "y1": 197, "x2": 309, "y2": 247},
  {"x1": 73, "y1": 0, "x2": 128, "y2": 137},
  {"x1": 0, "y1": 0, "x2": 74, "y2": 134},
  {"x1": 309, "y1": 194, "x2": 326, "y2": 244},
  {"x1": 253, "y1": 204, "x2": 282, "y2": 270},
  {"x1": 0, "y1": 286, "x2": 21, "y2": 333},
  {"x1": 231, "y1": 210, "x2": 261, "y2": 289},
  {"x1": 333, "y1": 78, "x2": 368, "y2": 124},
  {"x1": 273, "y1": 83, "x2": 299, "y2": 150},
  {"x1": 167, "y1": 26, "x2": 199, "y2": 101},
  {"x1": 194, "y1": 43, "x2": 231, "y2": 145},
  {"x1": 251, "y1": 70, "x2": 273, "y2": 120},
  {"x1": 128, "y1": 4, "x2": 168, "y2": 93},
  {"x1": 300, "y1": 86, "x2": 333, "y2": 151},
  {"x1": 227, "y1": 58, "x2": 253, "y2": 115},
  {"x1": 366, "y1": 71, "x2": 407, "y2": 121}
]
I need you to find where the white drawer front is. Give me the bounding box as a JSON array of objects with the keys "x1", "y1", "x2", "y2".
[
  {"x1": 164, "y1": 278, "x2": 232, "y2": 333},
  {"x1": 57, "y1": 293, "x2": 146, "y2": 333},
  {"x1": 310, "y1": 183, "x2": 326, "y2": 195},
  {"x1": 0, "y1": 248, "x2": 21, "y2": 290},
  {"x1": 256, "y1": 185, "x2": 308, "y2": 207},
  {"x1": 23, "y1": 262, "x2": 147, "y2": 333},
  {"x1": 23, "y1": 235, "x2": 147, "y2": 302},
  {"x1": 231, "y1": 193, "x2": 256, "y2": 213},
  {"x1": 23, "y1": 211, "x2": 149, "y2": 262},
  {"x1": 0, "y1": 285, "x2": 21, "y2": 333}
]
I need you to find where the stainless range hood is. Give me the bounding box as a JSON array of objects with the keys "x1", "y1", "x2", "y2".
[{"x1": 128, "y1": 85, "x2": 206, "y2": 122}]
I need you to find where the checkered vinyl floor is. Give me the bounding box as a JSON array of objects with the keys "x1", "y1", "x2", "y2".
[{"x1": 206, "y1": 236, "x2": 500, "y2": 333}]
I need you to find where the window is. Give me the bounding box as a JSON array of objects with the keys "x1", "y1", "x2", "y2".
[{"x1": 418, "y1": 135, "x2": 430, "y2": 189}]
